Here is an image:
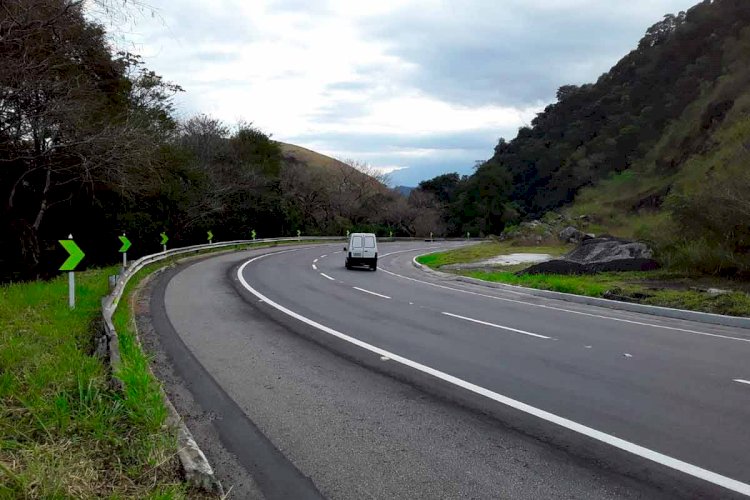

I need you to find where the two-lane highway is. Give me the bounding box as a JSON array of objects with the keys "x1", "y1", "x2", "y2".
[
  {"x1": 150, "y1": 240, "x2": 750, "y2": 498},
  {"x1": 236, "y1": 241, "x2": 750, "y2": 497}
]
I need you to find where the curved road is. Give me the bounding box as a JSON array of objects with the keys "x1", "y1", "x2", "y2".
[{"x1": 152, "y1": 241, "x2": 750, "y2": 499}]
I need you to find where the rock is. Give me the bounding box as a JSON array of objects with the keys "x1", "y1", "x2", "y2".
[
  {"x1": 558, "y1": 226, "x2": 592, "y2": 244},
  {"x1": 566, "y1": 237, "x2": 654, "y2": 263},
  {"x1": 522, "y1": 237, "x2": 659, "y2": 275}
]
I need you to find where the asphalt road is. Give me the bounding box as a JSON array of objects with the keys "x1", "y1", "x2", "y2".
[{"x1": 152, "y1": 241, "x2": 750, "y2": 498}]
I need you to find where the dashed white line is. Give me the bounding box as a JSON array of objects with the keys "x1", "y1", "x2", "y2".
[
  {"x1": 733, "y1": 379, "x2": 750, "y2": 386},
  {"x1": 313, "y1": 258, "x2": 318, "y2": 263},
  {"x1": 320, "y1": 254, "x2": 327, "y2": 258},
  {"x1": 442, "y1": 312, "x2": 550, "y2": 339},
  {"x1": 320, "y1": 273, "x2": 335, "y2": 281},
  {"x1": 378, "y1": 266, "x2": 750, "y2": 344},
  {"x1": 353, "y1": 286, "x2": 391, "y2": 300},
  {"x1": 237, "y1": 254, "x2": 750, "y2": 498},
  {"x1": 312, "y1": 264, "x2": 318, "y2": 270}
]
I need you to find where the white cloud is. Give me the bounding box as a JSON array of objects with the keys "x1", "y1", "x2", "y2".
[{"x1": 113, "y1": 0, "x2": 699, "y2": 185}]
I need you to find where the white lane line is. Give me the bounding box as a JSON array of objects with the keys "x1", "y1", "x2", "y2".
[
  {"x1": 320, "y1": 273, "x2": 335, "y2": 281},
  {"x1": 237, "y1": 255, "x2": 750, "y2": 497},
  {"x1": 378, "y1": 267, "x2": 750, "y2": 344},
  {"x1": 353, "y1": 286, "x2": 391, "y2": 300},
  {"x1": 320, "y1": 254, "x2": 327, "y2": 258},
  {"x1": 313, "y1": 258, "x2": 318, "y2": 263},
  {"x1": 380, "y1": 247, "x2": 452, "y2": 258},
  {"x1": 442, "y1": 312, "x2": 550, "y2": 339},
  {"x1": 312, "y1": 264, "x2": 318, "y2": 270},
  {"x1": 734, "y1": 379, "x2": 750, "y2": 386}
]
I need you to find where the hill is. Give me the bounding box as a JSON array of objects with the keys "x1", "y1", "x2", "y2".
[
  {"x1": 277, "y1": 142, "x2": 360, "y2": 175},
  {"x1": 394, "y1": 186, "x2": 414, "y2": 197},
  {"x1": 418, "y1": 0, "x2": 750, "y2": 274}
]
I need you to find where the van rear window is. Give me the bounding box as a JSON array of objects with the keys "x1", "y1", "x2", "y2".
[
  {"x1": 364, "y1": 236, "x2": 375, "y2": 248},
  {"x1": 352, "y1": 236, "x2": 363, "y2": 248}
]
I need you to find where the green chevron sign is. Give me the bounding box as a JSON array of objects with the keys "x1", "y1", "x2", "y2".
[
  {"x1": 59, "y1": 239, "x2": 85, "y2": 271},
  {"x1": 207, "y1": 230, "x2": 214, "y2": 242},
  {"x1": 251, "y1": 229, "x2": 256, "y2": 240},
  {"x1": 118, "y1": 235, "x2": 131, "y2": 253},
  {"x1": 297, "y1": 229, "x2": 301, "y2": 238},
  {"x1": 160, "y1": 232, "x2": 168, "y2": 246}
]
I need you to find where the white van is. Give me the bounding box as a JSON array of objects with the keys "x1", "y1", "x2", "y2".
[{"x1": 344, "y1": 233, "x2": 378, "y2": 270}]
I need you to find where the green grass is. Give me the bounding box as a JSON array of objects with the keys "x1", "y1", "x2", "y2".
[
  {"x1": 0, "y1": 238, "x2": 340, "y2": 497},
  {"x1": 416, "y1": 242, "x2": 570, "y2": 268},
  {"x1": 0, "y1": 268, "x2": 186, "y2": 498},
  {"x1": 460, "y1": 270, "x2": 610, "y2": 297},
  {"x1": 418, "y1": 243, "x2": 750, "y2": 317},
  {"x1": 459, "y1": 270, "x2": 750, "y2": 317}
]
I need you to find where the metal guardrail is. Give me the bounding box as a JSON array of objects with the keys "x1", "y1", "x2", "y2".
[
  {"x1": 100, "y1": 234, "x2": 483, "y2": 372},
  {"x1": 100, "y1": 236, "x2": 347, "y2": 372}
]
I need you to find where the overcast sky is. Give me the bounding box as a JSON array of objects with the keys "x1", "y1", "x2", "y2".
[{"x1": 118, "y1": 0, "x2": 699, "y2": 186}]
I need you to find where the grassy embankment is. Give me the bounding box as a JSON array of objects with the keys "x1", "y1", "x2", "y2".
[
  {"x1": 0, "y1": 266, "x2": 186, "y2": 498},
  {"x1": 417, "y1": 242, "x2": 750, "y2": 317},
  {"x1": 0, "y1": 239, "x2": 338, "y2": 497}
]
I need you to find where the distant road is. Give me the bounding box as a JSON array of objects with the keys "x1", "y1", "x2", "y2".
[{"x1": 153, "y1": 241, "x2": 750, "y2": 498}]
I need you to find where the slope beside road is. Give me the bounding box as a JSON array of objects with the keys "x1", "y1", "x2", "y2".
[{"x1": 143, "y1": 242, "x2": 750, "y2": 499}]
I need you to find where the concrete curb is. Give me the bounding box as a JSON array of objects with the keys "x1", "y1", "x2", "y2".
[{"x1": 412, "y1": 254, "x2": 750, "y2": 330}]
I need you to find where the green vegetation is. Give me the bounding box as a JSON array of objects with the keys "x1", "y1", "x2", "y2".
[
  {"x1": 416, "y1": 241, "x2": 569, "y2": 268},
  {"x1": 420, "y1": 243, "x2": 750, "y2": 317},
  {"x1": 460, "y1": 270, "x2": 609, "y2": 297},
  {"x1": 0, "y1": 268, "x2": 185, "y2": 497},
  {"x1": 459, "y1": 270, "x2": 750, "y2": 317},
  {"x1": 413, "y1": 1, "x2": 750, "y2": 281},
  {"x1": 0, "y1": 237, "x2": 337, "y2": 496}
]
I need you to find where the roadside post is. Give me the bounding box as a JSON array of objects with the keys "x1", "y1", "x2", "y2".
[
  {"x1": 59, "y1": 235, "x2": 85, "y2": 309},
  {"x1": 466, "y1": 231, "x2": 470, "y2": 240},
  {"x1": 251, "y1": 229, "x2": 256, "y2": 241},
  {"x1": 430, "y1": 231, "x2": 433, "y2": 242},
  {"x1": 297, "y1": 229, "x2": 301, "y2": 241},
  {"x1": 389, "y1": 230, "x2": 393, "y2": 238},
  {"x1": 207, "y1": 230, "x2": 214, "y2": 244},
  {"x1": 118, "y1": 233, "x2": 131, "y2": 270},
  {"x1": 160, "y1": 232, "x2": 168, "y2": 252}
]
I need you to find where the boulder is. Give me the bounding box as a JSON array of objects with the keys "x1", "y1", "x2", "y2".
[
  {"x1": 522, "y1": 237, "x2": 659, "y2": 275},
  {"x1": 558, "y1": 226, "x2": 592, "y2": 244}
]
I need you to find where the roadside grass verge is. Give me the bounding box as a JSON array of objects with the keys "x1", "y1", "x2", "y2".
[
  {"x1": 459, "y1": 270, "x2": 610, "y2": 297},
  {"x1": 0, "y1": 239, "x2": 340, "y2": 497},
  {"x1": 0, "y1": 267, "x2": 186, "y2": 498},
  {"x1": 419, "y1": 243, "x2": 750, "y2": 317},
  {"x1": 416, "y1": 241, "x2": 570, "y2": 268}
]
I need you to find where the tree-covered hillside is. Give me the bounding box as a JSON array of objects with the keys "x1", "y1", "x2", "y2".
[
  {"x1": 418, "y1": 0, "x2": 750, "y2": 274},
  {"x1": 486, "y1": 0, "x2": 750, "y2": 216}
]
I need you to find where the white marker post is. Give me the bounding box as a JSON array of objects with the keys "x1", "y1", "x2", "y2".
[{"x1": 68, "y1": 271, "x2": 75, "y2": 309}]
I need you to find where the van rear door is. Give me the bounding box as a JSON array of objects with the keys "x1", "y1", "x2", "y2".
[
  {"x1": 351, "y1": 235, "x2": 363, "y2": 258},
  {"x1": 363, "y1": 234, "x2": 376, "y2": 259}
]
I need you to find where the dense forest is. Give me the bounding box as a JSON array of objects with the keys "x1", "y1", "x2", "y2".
[
  {"x1": 417, "y1": 0, "x2": 750, "y2": 274},
  {"x1": 0, "y1": 1, "x2": 441, "y2": 281}
]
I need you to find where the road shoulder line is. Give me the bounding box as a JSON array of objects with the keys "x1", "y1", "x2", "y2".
[{"x1": 238, "y1": 253, "x2": 750, "y2": 498}]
